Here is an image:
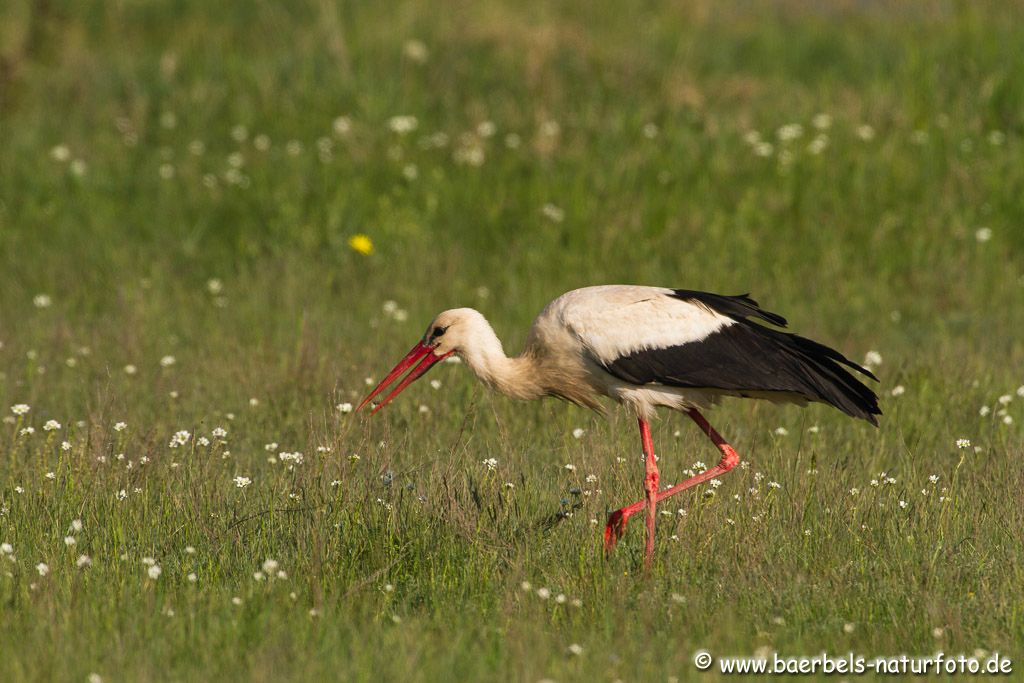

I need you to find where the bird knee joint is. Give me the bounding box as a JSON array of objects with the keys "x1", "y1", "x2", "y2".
[
  {"x1": 644, "y1": 471, "x2": 659, "y2": 493},
  {"x1": 719, "y1": 447, "x2": 740, "y2": 472}
]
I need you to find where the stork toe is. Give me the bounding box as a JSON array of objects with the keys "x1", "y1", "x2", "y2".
[{"x1": 603, "y1": 508, "x2": 629, "y2": 553}]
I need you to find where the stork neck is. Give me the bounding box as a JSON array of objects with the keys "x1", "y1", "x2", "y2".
[{"x1": 460, "y1": 328, "x2": 544, "y2": 401}]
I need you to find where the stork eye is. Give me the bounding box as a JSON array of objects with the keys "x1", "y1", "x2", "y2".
[{"x1": 432, "y1": 326, "x2": 447, "y2": 339}]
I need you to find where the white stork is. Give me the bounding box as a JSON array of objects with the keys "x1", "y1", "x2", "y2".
[{"x1": 358, "y1": 285, "x2": 880, "y2": 566}]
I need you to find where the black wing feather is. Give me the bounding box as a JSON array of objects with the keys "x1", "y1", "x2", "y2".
[
  {"x1": 604, "y1": 290, "x2": 882, "y2": 425},
  {"x1": 671, "y1": 289, "x2": 789, "y2": 327}
]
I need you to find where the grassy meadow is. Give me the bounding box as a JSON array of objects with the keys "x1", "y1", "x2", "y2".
[{"x1": 2, "y1": 0, "x2": 1024, "y2": 680}]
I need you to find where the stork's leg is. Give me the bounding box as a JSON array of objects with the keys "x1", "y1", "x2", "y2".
[
  {"x1": 604, "y1": 409, "x2": 740, "y2": 559},
  {"x1": 638, "y1": 418, "x2": 658, "y2": 567}
]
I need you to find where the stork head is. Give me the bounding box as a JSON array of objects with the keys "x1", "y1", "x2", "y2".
[
  {"x1": 420, "y1": 308, "x2": 494, "y2": 357},
  {"x1": 357, "y1": 308, "x2": 491, "y2": 414}
]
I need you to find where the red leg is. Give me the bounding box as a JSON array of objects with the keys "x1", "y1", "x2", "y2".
[
  {"x1": 604, "y1": 418, "x2": 657, "y2": 556},
  {"x1": 638, "y1": 418, "x2": 658, "y2": 567},
  {"x1": 604, "y1": 409, "x2": 740, "y2": 559}
]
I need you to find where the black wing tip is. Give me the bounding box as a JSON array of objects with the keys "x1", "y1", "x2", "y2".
[
  {"x1": 788, "y1": 333, "x2": 880, "y2": 383},
  {"x1": 786, "y1": 333, "x2": 883, "y2": 425},
  {"x1": 858, "y1": 365, "x2": 880, "y2": 382},
  {"x1": 852, "y1": 395, "x2": 883, "y2": 426}
]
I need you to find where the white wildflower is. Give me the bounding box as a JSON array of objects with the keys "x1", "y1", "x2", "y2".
[
  {"x1": 777, "y1": 123, "x2": 804, "y2": 141},
  {"x1": 807, "y1": 134, "x2": 829, "y2": 155},
  {"x1": 50, "y1": 145, "x2": 71, "y2": 162},
  {"x1": 856, "y1": 124, "x2": 876, "y2": 140},
  {"x1": 333, "y1": 116, "x2": 352, "y2": 137},
  {"x1": 403, "y1": 39, "x2": 429, "y2": 63},
  {"x1": 279, "y1": 452, "x2": 303, "y2": 465},
  {"x1": 477, "y1": 121, "x2": 496, "y2": 138},
  {"x1": 541, "y1": 204, "x2": 565, "y2": 223},
  {"x1": 388, "y1": 115, "x2": 418, "y2": 135},
  {"x1": 168, "y1": 430, "x2": 191, "y2": 448}
]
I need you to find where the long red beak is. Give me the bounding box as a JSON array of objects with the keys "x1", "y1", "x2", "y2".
[{"x1": 357, "y1": 342, "x2": 452, "y2": 415}]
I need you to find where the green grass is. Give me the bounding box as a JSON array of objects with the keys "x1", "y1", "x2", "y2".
[{"x1": 2, "y1": 0, "x2": 1023, "y2": 680}]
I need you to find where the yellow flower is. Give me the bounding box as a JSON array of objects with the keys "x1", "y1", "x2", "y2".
[{"x1": 347, "y1": 233, "x2": 374, "y2": 255}]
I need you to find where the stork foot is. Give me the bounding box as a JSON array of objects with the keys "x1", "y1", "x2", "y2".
[
  {"x1": 603, "y1": 502, "x2": 644, "y2": 555},
  {"x1": 603, "y1": 509, "x2": 626, "y2": 553}
]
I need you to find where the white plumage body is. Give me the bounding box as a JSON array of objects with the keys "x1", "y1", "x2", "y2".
[
  {"x1": 534, "y1": 285, "x2": 735, "y2": 363},
  {"x1": 525, "y1": 285, "x2": 740, "y2": 419}
]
